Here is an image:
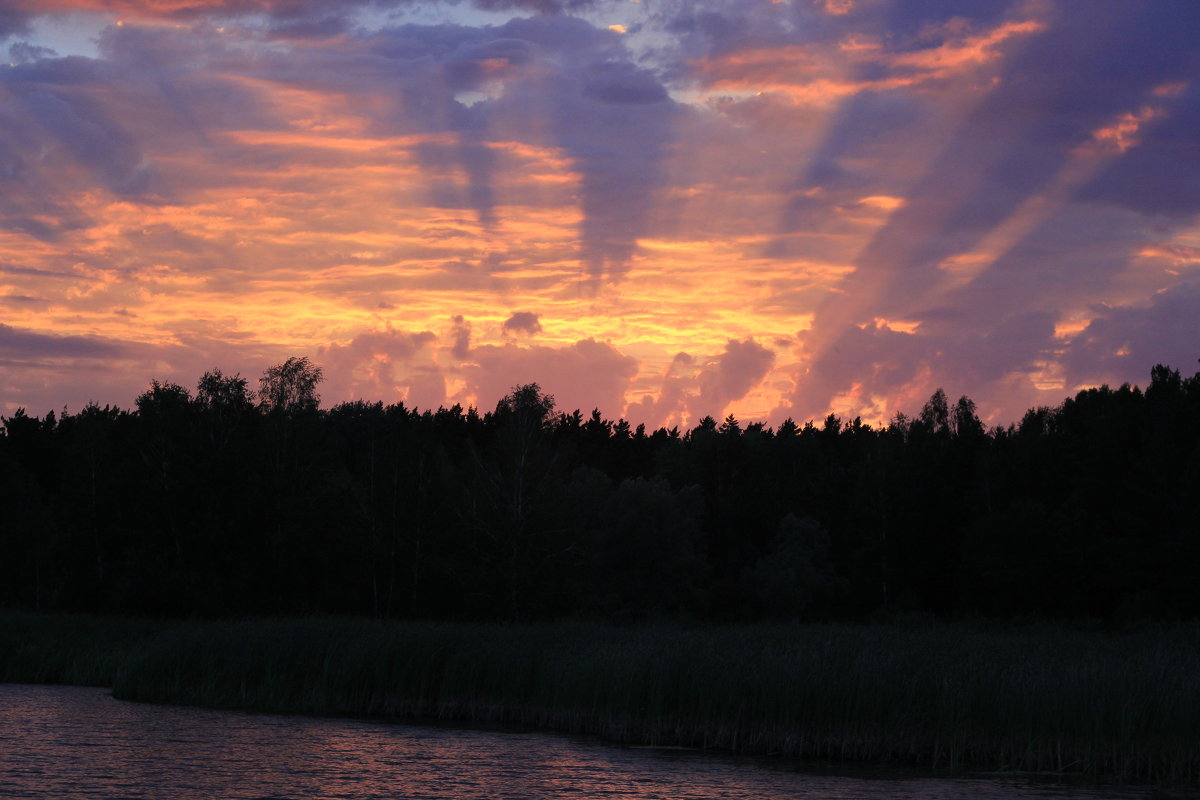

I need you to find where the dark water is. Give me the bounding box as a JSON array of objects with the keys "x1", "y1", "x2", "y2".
[{"x1": 0, "y1": 684, "x2": 1160, "y2": 800}]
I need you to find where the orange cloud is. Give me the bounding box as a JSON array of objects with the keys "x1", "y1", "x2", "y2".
[
  {"x1": 689, "y1": 17, "x2": 1045, "y2": 105},
  {"x1": 4, "y1": 2, "x2": 1196, "y2": 434},
  {"x1": 1081, "y1": 106, "x2": 1167, "y2": 156}
]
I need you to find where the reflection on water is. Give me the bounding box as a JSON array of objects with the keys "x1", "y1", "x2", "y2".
[{"x1": 0, "y1": 684, "x2": 1152, "y2": 800}]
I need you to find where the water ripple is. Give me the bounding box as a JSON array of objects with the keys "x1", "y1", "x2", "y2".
[{"x1": 0, "y1": 685, "x2": 1156, "y2": 800}]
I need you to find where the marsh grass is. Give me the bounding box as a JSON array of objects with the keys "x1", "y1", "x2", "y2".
[
  {"x1": 0, "y1": 611, "x2": 161, "y2": 686},
  {"x1": 3, "y1": 612, "x2": 1198, "y2": 782}
]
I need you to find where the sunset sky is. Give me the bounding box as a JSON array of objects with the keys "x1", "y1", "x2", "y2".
[{"x1": 2, "y1": 0, "x2": 1198, "y2": 428}]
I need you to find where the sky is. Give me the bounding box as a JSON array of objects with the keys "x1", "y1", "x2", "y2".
[{"x1": 1, "y1": 0, "x2": 1199, "y2": 428}]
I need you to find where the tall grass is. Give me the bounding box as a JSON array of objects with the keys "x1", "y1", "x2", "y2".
[
  {"x1": 0, "y1": 611, "x2": 162, "y2": 686},
  {"x1": 3, "y1": 612, "x2": 1198, "y2": 782}
]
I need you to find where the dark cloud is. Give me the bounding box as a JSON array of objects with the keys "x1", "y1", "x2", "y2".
[
  {"x1": 414, "y1": 135, "x2": 500, "y2": 228},
  {"x1": 481, "y1": 14, "x2": 680, "y2": 281},
  {"x1": 939, "y1": 311, "x2": 1056, "y2": 386},
  {"x1": 265, "y1": 13, "x2": 350, "y2": 40},
  {"x1": 635, "y1": 340, "x2": 776, "y2": 426},
  {"x1": 0, "y1": 6, "x2": 31, "y2": 41},
  {"x1": 8, "y1": 41, "x2": 55, "y2": 62},
  {"x1": 1064, "y1": 281, "x2": 1200, "y2": 390},
  {"x1": 582, "y1": 61, "x2": 670, "y2": 105},
  {"x1": 949, "y1": 203, "x2": 1154, "y2": 328},
  {"x1": 449, "y1": 315, "x2": 472, "y2": 360},
  {"x1": 696, "y1": 337, "x2": 775, "y2": 413},
  {"x1": 472, "y1": 0, "x2": 604, "y2": 13},
  {"x1": 354, "y1": 17, "x2": 667, "y2": 241},
  {"x1": 501, "y1": 310, "x2": 542, "y2": 336},
  {"x1": 0, "y1": 41, "x2": 206, "y2": 231},
  {"x1": 2, "y1": 1, "x2": 1197, "y2": 426},
  {"x1": 1080, "y1": 87, "x2": 1200, "y2": 217},
  {"x1": 784, "y1": 306, "x2": 1060, "y2": 424},
  {"x1": 550, "y1": 69, "x2": 680, "y2": 281},
  {"x1": 759, "y1": 1, "x2": 1200, "y2": 422},
  {"x1": 785, "y1": 323, "x2": 924, "y2": 423},
  {"x1": 4, "y1": 10, "x2": 680, "y2": 282},
  {"x1": 0, "y1": 263, "x2": 78, "y2": 278},
  {"x1": 443, "y1": 37, "x2": 537, "y2": 90},
  {"x1": 663, "y1": 2, "x2": 814, "y2": 63},
  {"x1": 0, "y1": 323, "x2": 123, "y2": 358},
  {"x1": 0, "y1": 327, "x2": 312, "y2": 417},
  {"x1": 22, "y1": 90, "x2": 159, "y2": 198},
  {"x1": 780, "y1": 1, "x2": 1198, "y2": 297},
  {"x1": 879, "y1": 0, "x2": 1014, "y2": 39}
]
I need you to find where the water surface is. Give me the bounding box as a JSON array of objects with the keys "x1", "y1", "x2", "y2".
[{"x1": 0, "y1": 684, "x2": 1159, "y2": 799}]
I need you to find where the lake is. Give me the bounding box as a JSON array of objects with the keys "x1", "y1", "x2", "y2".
[{"x1": 0, "y1": 684, "x2": 1158, "y2": 799}]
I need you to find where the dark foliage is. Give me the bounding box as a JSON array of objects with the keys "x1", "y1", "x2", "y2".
[{"x1": 2, "y1": 361, "x2": 1198, "y2": 622}]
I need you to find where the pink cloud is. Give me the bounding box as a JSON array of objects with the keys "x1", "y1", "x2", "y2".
[
  {"x1": 464, "y1": 338, "x2": 637, "y2": 417},
  {"x1": 2, "y1": 2, "x2": 1198, "y2": 434},
  {"x1": 318, "y1": 329, "x2": 441, "y2": 407}
]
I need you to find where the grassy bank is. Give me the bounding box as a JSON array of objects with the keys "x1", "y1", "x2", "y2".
[
  {"x1": 0, "y1": 611, "x2": 162, "y2": 686},
  {"x1": 2, "y1": 612, "x2": 1198, "y2": 782}
]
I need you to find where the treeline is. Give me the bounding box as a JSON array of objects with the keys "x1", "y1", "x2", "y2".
[{"x1": 2, "y1": 358, "x2": 1198, "y2": 622}]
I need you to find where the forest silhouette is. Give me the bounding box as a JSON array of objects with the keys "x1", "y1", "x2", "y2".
[{"x1": 2, "y1": 358, "x2": 1198, "y2": 622}]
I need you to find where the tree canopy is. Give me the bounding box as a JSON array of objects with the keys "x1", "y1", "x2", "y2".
[{"x1": 2, "y1": 359, "x2": 1198, "y2": 623}]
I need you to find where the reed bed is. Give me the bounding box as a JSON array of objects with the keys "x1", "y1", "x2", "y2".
[
  {"x1": 3, "y1": 612, "x2": 1198, "y2": 782},
  {"x1": 0, "y1": 610, "x2": 161, "y2": 687}
]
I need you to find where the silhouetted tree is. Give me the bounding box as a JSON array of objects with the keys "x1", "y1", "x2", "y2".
[
  {"x1": 259, "y1": 356, "x2": 323, "y2": 413},
  {"x1": 919, "y1": 388, "x2": 950, "y2": 435},
  {"x1": 951, "y1": 395, "x2": 984, "y2": 439},
  {"x1": 3, "y1": 358, "x2": 1199, "y2": 623},
  {"x1": 745, "y1": 514, "x2": 844, "y2": 619},
  {"x1": 584, "y1": 477, "x2": 706, "y2": 618}
]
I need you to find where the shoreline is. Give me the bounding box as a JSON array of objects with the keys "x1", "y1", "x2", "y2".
[{"x1": 3, "y1": 611, "x2": 1198, "y2": 785}]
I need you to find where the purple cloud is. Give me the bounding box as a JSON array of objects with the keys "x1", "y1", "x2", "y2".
[
  {"x1": 696, "y1": 337, "x2": 775, "y2": 413},
  {"x1": 0, "y1": 322, "x2": 123, "y2": 358},
  {"x1": 1, "y1": 1, "x2": 1198, "y2": 429},
  {"x1": 1064, "y1": 281, "x2": 1200, "y2": 390},
  {"x1": 501, "y1": 311, "x2": 542, "y2": 336},
  {"x1": 466, "y1": 338, "x2": 637, "y2": 416},
  {"x1": 318, "y1": 329, "x2": 442, "y2": 407}
]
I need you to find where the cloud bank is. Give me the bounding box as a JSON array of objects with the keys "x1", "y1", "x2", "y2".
[{"x1": 1, "y1": 0, "x2": 1198, "y2": 428}]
